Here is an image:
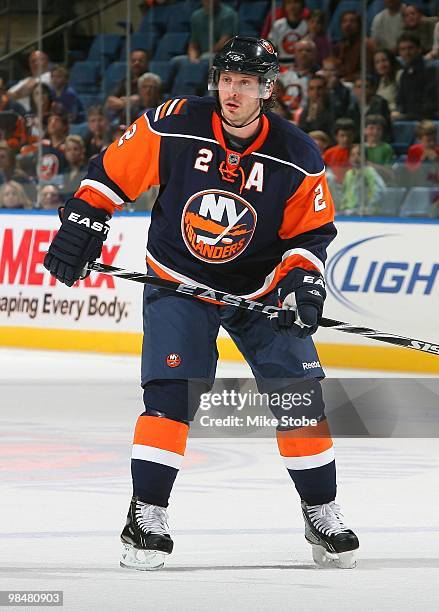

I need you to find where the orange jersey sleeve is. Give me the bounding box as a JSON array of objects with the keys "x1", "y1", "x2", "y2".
[
  {"x1": 75, "y1": 113, "x2": 161, "y2": 215},
  {"x1": 272, "y1": 172, "x2": 336, "y2": 281},
  {"x1": 279, "y1": 172, "x2": 335, "y2": 241}
]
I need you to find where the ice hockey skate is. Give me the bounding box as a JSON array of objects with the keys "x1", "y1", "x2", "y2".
[
  {"x1": 120, "y1": 496, "x2": 173, "y2": 571},
  {"x1": 301, "y1": 500, "x2": 359, "y2": 569}
]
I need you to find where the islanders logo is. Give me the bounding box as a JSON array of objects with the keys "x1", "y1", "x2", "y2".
[{"x1": 181, "y1": 189, "x2": 257, "y2": 264}]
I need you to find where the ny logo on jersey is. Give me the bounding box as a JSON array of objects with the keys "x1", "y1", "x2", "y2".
[{"x1": 181, "y1": 189, "x2": 257, "y2": 263}]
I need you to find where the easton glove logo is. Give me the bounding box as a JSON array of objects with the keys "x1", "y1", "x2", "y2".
[{"x1": 67, "y1": 212, "x2": 110, "y2": 235}]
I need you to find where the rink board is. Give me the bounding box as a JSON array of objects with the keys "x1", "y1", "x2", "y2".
[{"x1": 0, "y1": 211, "x2": 438, "y2": 373}]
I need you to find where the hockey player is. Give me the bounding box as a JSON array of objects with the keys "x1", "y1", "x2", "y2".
[{"x1": 44, "y1": 36, "x2": 359, "y2": 570}]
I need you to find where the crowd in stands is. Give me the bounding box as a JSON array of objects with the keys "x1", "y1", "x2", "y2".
[{"x1": 0, "y1": 0, "x2": 438, "y2": 217}]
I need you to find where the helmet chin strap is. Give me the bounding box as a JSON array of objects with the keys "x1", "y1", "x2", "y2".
[{"x1": 218, "y1": 99, "x2": 264, "y2": 129}]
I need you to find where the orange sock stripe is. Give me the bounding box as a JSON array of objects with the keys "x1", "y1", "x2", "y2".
[
  {"x1": 133, "y1": 415, "x2": 189, "y2": 455},
  {"x1": 159, "y1": 99, "x2": 173, "y2": 119},
  {"x1": 276, "y1": 419, "x2": 333, "y2": 457}
]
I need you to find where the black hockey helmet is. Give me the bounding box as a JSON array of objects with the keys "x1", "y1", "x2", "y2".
[{"x1": 208, "y1": 36, "x2": 279, "y2": 100}]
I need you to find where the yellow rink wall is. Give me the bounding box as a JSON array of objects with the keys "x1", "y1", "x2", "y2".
[
  {"x1": 1, "y1": 327, "x2": 439, "y2": 374},
  {"x1": 1, "y1": 212, "x2": 438, "y2": 374}
]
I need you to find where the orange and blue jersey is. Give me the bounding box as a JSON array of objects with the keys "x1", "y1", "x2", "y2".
[{"x1": 75, "y1": 95, "x2": 336, "y2": 297}]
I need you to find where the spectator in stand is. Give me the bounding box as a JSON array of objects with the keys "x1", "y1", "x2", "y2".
[
  {"x1": 46, "y1": 111, "x2": 69, "y2": 154},
  {"x1": 394, "y1": 33, "x2": 439, "y2": 120},
  {"x1": 39, "y1": 183, "x2": 62, "y2": 210},
  {"x1": 0, "y1": 76, "x2": 25, "y2": 116},
  {"x1": 261, "y1": 0, "x2": 310, "y2": 40},
  {"x1": 340, "y1": 143, "x2": 386, "y2": 215},
  {"x1": 309, "y1": 130, "x2": 330, "y2": 155},
  {"x1": 347, "y1": 74, "x2": 392, "y2": 142},
  {"x1": 0, "y1": 180, "x2": 32, "y2": 209},
  {"x1": 27, "y1": 82, "x2": 55, "y2": 141},
  {"x1": 306, "y1": 10, "x2": 332, "y2": 67},
  {"x1": 365, "y1": 115, "x2": 395, "y2": 166},
  {"x1": 187, "y1": 0, "x2": 238, "y2": 61},
  {"x1": 61, "y1": 135, "x2": 88, "y2": 198},
  {"x1": 402, "y1": 4, "x2": 436, "y2": 54},
  {"x1": 132, "y1": 73, "x2": 163, "y2": 117},
  {"x1": 333, "y1": 11, "x2": 374, "y2": 83},
  {"x1": 298, "y1": 75, "x2": 335, "y2": 135},
  {"x1": 269, "y1": 0, "x2": 309, "y2": 65},
  {"x1": 373, "y1": 48, "x2": 402, "y2": 114},
  {"x1": 105, "y1": 49, "x2": 149, "y2": 123},
  {"x1": 279, "y1": 39, "x2": 319, "y2": 112},
  {"x1": 168, "y1": 1, "x2": 238, "y2": 94},
  {"x1": 371, "y1": 0, "x2": 404, "y2": 53},
  {"x1": 19, "y1": 109, "x2": 69, "y2": 182},
  {"x1": 0, "y1": 141, "x2": 33, "y2": 189},
  {"x1": 323, "y1": 118, "x2": 355, "y2": 183},
  {"x1": 270, "y1": 81, "x2": 292, "y2": 120},
  {"x1": 8, "y1": 50, "x2": 52, "y2": 111},
  {"x1": 51, "y1": 65, "x2": 85, "y2": 124},
  {"x1": 406, "y1": 120, "x2": 439, "y2": 169},
  {"x1": 425, "y1": 21, "x2": 439, "y2": 60},
  {"x1": 83, "y1": 106, "x2": 112, "y2": 159},
  {"x1": 0, "y1": 77, "x2": 27, "y2": 151},
  {"x1": 319, "y1": 56, "x2": 351, "y2": 119}
]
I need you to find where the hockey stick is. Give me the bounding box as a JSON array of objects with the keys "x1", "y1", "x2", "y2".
[{"x1": 87, "y1": 261, "x2": 439, "y2": 357}]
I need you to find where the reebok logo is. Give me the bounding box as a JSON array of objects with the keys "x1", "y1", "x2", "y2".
[{"x1": 302, "y1": 360, "x2": 321, "y2": 370}]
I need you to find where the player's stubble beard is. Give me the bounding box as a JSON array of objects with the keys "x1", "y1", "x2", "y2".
[{"x1": 220, "y1": 97, "x2": 262, "y2": 130}]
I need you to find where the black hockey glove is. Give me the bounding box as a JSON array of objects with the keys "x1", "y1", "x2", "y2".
[
  {"x1": 43, "y1": 198, "x2": 110, "y2": 287},
  {"x1": 270, "y1": 267, "x2": 326, "y2": 338}
]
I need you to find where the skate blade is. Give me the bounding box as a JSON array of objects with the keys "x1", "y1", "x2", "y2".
[
  {"x1": 120, "y1": 544, "x2": 168, "y2": 571},
  {"x1": 311, "y1": 544, "x2": 357, "y2": 569}
]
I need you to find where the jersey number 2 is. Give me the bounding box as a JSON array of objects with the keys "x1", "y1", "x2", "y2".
[
  {"x1": 314, "y1": 184, "x2": 327, "y2": 212},
  {"x1": 194, "y1": 148, "x2": 213, "y2": 172}
]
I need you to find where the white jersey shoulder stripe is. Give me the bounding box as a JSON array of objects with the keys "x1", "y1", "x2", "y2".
[
  {"x1": 251, "y1": 151, "x2": 326, "y2": 177},
  {"x1": 145, "y1": 113, "x2": 325, "y2": 176},
  {"x1": 165, "y1": 98, "x2": 180, "y2": 116},
  {"x1": 79, "y1": 179, "x2": 125, "y2": 206},
  {"x1": 144, "y1": 112, "x2": 219, "y2": 145},
  {"x1": 154, "y1": 102, "x2": 166, "y2": 122}
]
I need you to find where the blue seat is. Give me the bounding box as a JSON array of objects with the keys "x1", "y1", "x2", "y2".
[
  {"x1": 153, "y1": 32, "x2": 189, "y2": 61},
  {"x1": 149, "y1": 61, "x2": 173, "y2": 90},
  {"x1": 69, "y1": 61, "x2": 100, "y2": 93},
  {"x1": 69, "y1": 122, "x2": 89, "y2": 139},
  {"x1": 238, "y1": 1, "x2": 269, "y2": 29},
  {"x1": 120, "y1": 32, "x2": 159, "y2": 60},
  {"x1": 87, "y1": 34, "x2": 122, "y2": 63},
  {"x1": 380, "y1": 187, "x2": 407, "y2": 216},
  {"x1": 400, "y1": 187, "x2": 436, "y2": 217},
  {"x1": 78, "y1": 93, "x2": 101, "y2": 110},
  {"x1": 171, "y1": 60, "x2": 209, "y2": 96},
  {"x1": 103, "y1": 62, "x2": 127, "y2": 96},
  {"x1": 328, "y1": 1, "x2": 360, "y2": 42},
  {"x1": 392, "y1": 121, "x2": 417, "y2": 155}
]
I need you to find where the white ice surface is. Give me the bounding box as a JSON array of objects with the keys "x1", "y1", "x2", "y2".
[{"x1": 1, "y1": 349, "x2": 439, "y2": 612}]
